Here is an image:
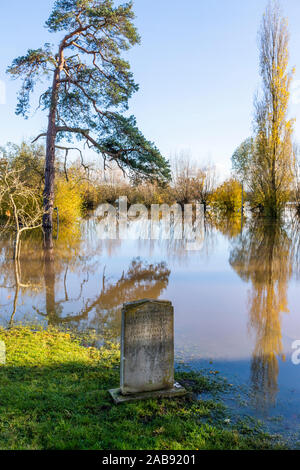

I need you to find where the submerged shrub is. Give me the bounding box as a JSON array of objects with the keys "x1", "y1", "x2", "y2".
[
  {"x1": 211, "y1": 178, "x2": 242, "y2": 214},
  {"x1": 54, "y1": 176, "x2": 82, "y2": 225}
]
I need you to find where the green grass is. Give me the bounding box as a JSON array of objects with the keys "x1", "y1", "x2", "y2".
[{"x1": 0, "y1": 326, "x2": 282, "y2": 450}]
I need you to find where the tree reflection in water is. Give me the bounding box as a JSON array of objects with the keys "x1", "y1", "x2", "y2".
[
  {"x1": 40, "y1": 256, "x2": 170, "y2": 341},
  {"x1": 2, "y1": 211, "x2": 300, "y2": 412},
  {"x1": 230, "y1": 217, "x2": 292, "y2": 412},
  {"x1": 0, "y1": 220, "x2": 170, "y2": 339}
]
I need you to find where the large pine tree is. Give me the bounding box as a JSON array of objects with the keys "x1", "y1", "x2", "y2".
[{"x1": 8, "y1": 0, "x2": 170, "y2": 245}]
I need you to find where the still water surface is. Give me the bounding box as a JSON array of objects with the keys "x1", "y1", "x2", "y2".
[{"x1": 1, "y1": 210, "x2": 300, "y2": 443}]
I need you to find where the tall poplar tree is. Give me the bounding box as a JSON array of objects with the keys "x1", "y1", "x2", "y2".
[
  {"x1": 251, "y1": 1, "x2": 295, "y2": 216},
  {"x1": 7, "y1": 0, "x2": 170, "y2": 245}
]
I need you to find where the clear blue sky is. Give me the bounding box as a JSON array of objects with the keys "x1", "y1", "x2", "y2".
[{"x1": 1, "y1": 0, "x2": 300, "y2": 178}]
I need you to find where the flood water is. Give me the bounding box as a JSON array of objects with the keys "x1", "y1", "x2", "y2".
[{"x1": 1, "y1": 208, "x2": 300, "y2": 445}]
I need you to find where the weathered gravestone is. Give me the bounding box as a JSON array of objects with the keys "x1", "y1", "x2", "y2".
[{"x1": 109, "y1": 299, "x2": 186, "y2": 403}]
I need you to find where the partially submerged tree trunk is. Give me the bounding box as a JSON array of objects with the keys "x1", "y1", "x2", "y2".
[
  {"x1": 13, "y1": 231, "x2": 21, "y2": 261},
  {"x1": 44, "y1": 247, "x2": 56, "y2": 325},
  {"x1": 43, "y1": 48, "x2": 64, "y2": 247},
  {"x1": 9, "y1": 255, "x2": 21, "y2": 327}
]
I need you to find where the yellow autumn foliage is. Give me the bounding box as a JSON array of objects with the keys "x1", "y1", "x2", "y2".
[
  {"x1": 250, "y1": 3, "x2": 295, "y2": 217},
  {"x1": 54, "y1": 176, "x2": 82, "y2": 225},
  {"x1": 211, "y1": 178, "x2": 242, "y2": 214}
]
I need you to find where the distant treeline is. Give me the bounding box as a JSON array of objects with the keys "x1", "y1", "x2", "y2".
[{"x1": 0, "y1": 143, "x2": 247, "y2": 226}]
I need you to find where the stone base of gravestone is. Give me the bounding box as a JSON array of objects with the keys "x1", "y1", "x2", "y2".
[
  {"x1": 109, "y1": 299, "x2": 187, "y2": 404},
  {"x1": 109, "y1": 382, "x2": 187, "y2": 404}
]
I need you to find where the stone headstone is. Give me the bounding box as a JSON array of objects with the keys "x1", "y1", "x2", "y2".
[
  {"x1": 109, "y1": 299, "x2": 187, "y2": 404},
  {"x1": 121, "y1": 299, "x2": 174, "y2": 394}
]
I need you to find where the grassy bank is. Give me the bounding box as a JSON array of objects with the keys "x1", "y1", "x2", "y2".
[{"x1": 0, "y1": 326, "x2": 282, "y2": 450}]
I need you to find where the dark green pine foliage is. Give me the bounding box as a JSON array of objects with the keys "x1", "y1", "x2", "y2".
[{"x1": 7, "y1": 0, "x2": 170, "y2": 182}]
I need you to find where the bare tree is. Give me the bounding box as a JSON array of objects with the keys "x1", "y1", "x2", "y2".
[
  {"x1": 0, "y1": 163, "x2": 44, "y2": 259},
  {"x1": 197, "y1": 163, "x2": 217, "y2": 212},
  {"x1": 172, "y1": 152, "x2": 198, "y2": 205},
  {"x1": 172, "y1": 153, "x2": 217, "y2": 209}
]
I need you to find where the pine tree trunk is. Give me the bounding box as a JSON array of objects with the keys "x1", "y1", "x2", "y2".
[
  {"x1": 43, "y1": 108, "x2": 56, "y2": 248},
  {"x1": 44, "y1": 247, "x2": 56, "y2": 325},
  {"x1": 43, "y1": 48, "x2": 64, "y2": 248}
]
